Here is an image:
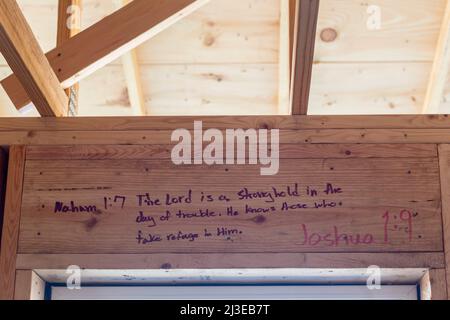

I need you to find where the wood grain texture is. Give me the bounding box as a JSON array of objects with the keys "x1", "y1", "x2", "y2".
[
  {"x1": 57, "y1": 0, "x2": 81, "y2": 46},
  {"x1": 85, "y1": 63, "x2": 439, "y2": 116},
  {"x1": 0, "y1": 0, "x2": 68, "y2": 116},
  {"x1": 423, "y1": 0, "x2": 450, "y2": 114},
  {"x1": 25, "y1": 144, "x2": 438, "y2": 161},
  {"x1": 309, "y1": 62, "x2": 430, "y2": 115},
  {"x1": 289, "y1": 0, "x2": 297, "y2": 71},
  {"x1": 5, "y1": 0, "x2": 443, "y2": 64},
  {"x1": 428, "y1": 269, "x2": 448, "y2": 300},
  {"x1": 1, "y1": 115, "x2": 450, "y2": 131},
  {"x1": 18, "y1": 152, "x2": 442, "y2": 254},
  {"x1": 1, "y1": 115, "x2": 450, "y2": 146},
  {"x1": 0, "y1": 116, "x2": 448, "y2": 147},
  {"x1": 421, "y1": 269, "x2": 449, "y2": 300},
  {"x1": 315, "y1": 0, "x2": 446, "y2": 62},
  {"x1": 1, "y1": 0, "x2": 210, "y2": 111},
  {"x1": 14, "y1": 270, "x2": 45, "y2": 300},
  {"x1": 77, "y1": 64, "x2": 278, "y2": 116},
  {"x1": 0, "y1": 0, "x2": 281, "y2": 117},
  {"x1": 278, "y1": 0, "x2": 291, "y2": 115},
  {"x1": 2, "y1": 0, "x2": 448, "y2": 116},
  {"x1": 0, "y1": 146, "x2": 26, "y2": 300},
  {"x1": 4, "y1": 128, "x2": 450, "y2": 145},
  {"x1": 310, "y1": 0, "x2": 449, "y2": 115},
  {"x1": 16, "y1": 252, "x2": 445, "y2": 270},
  {"x1": 0, "y1": 147, "x2": 7, "y2": 242},
  {"x1": 74, "y1": 0, "x2": 447, "y2": 63},
  {"x1": 291, "y1": 0, "x2": 320, "y2": 115},
  {"x1": 113, "y1": 0, "x2": 146, "y2": 116},
  {"x1": 438, "y1": 144, "x2": 450, "y2": 298},
  {"x1": 57, "y1": 0, "x2": 82, "y2": 116},
  {"x1": 117, "y1": 0, "x2": 280, "y2": 65}
]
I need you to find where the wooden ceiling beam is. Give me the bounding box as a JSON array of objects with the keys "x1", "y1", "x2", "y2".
[
  {"x1": 289, "y1": 0, "x2": 297, "y2": 73},
  {"x1": 0, "y1": 0, "x2": 69, "y2": 117},
  {"x1": 57, "y1": 0, "x2": 82, "y2": 116},
  {"x1": 1, "y1": 0, "x2": 210, "y2": 112},
  {"x1": 291, "y1": 0, "x2": 320, "y2": 115},
  {"x1": 422, "y1": 0, "x2": 450, "y2": 114},
  {"x1": 278, "y1": 0, "x2": 292, "y2": 115},
  {"x1": 114, "y1": 0, "x2": 147, "y2": 116},
  {"x1": 121, "y1": 50, "x2": 147, "y2": 116},
  {"x1": 57, "y1": 0, "x2": 82, "y2": 53}
]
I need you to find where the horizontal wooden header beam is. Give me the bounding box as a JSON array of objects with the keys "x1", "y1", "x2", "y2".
[
  {"x1": 57, "y1": 0, "x2": 83, "y2": 116},
  {"x1": 3, "y1": 129, "x2": 450, "y2": 145},
  {"x1": 16, "y1": 253, "x2": 445, "y2": 269},
  {"x1": 0, "y1": 115, "x2": 449, "y2": 131},
  {"x1": 0, "y1": 115, "x2": 447, "y2": 145},
  {"x1": 1, "y1": 0, "x2": 210, "y2": 111}
]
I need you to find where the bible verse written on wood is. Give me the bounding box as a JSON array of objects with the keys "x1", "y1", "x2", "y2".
[{"x1": 53, "y1": 182, "x2": 415, "y2": 248}]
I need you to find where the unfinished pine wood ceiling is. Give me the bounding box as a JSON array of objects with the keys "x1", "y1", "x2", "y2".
[{"x1": 0, "y1": 0, "x2": 449, "y2": 116}]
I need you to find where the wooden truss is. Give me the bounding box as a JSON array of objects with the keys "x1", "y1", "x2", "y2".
[
  {"x1": 1, "y1": 0, "x2": 449, "y2": 116},
  {"x1": 0, "y1": 0, "x2": 210, "y2": 116},
  {"x1": 0, "y1": 0, "x2": 326, "y2": 117}
]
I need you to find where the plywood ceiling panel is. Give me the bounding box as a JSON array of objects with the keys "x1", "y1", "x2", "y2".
[
  {"x1": 310, "y1": 62, "x2": 429, "y2": 115},
  {"x1": 314, "y1": 0, "x2": 446, "y2": 62},
  {"x1": 309, "y1": 0, "x2": 450, "y2": 115},
  {"x1": 77, "y1": 0, "x2": 281, "y2": 116},
  {"x1": 78, "y1": 63, "x2": 278, "y2": 116}
]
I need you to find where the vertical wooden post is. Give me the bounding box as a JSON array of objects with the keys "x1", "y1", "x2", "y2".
[
  {"x1": 289, "y1": 0, "x2": 297, "y2": 73},
  {"x1": 0, "y1": 146, "x2": 26, "y2": 300},
  {"x1": 438, "y1": 144, "x2": 450, "y2": 299},
  {"x1": 0, "y1": 147, "x2": 7, "y2": 241},
  {"x1": 278, "y1": 0, "x2": 292, "y2": 115},
  {"x1": 57, "y1": 0, "x2": 82, "y2": 116},
  {"x1": 113, "y1": 0, "x2": 147, "y2": 116},
  {"x1": 291, "y1": 0, "x2": 320, "y2": 115}
]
